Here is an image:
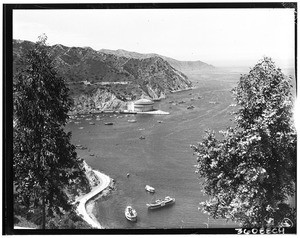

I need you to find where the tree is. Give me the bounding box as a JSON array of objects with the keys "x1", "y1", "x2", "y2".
[
  {"x1": 191, "y1": 57, "x2": 296, "y2": 227},
  {"x1": 13, "y1": 35, "x2": 90, "y2": 229}
]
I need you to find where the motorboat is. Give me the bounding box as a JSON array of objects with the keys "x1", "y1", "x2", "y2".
[
  {"x1": 125, "y1": 206, "x2": 137, "y2": 221},
  {"x1": 146, "y1": 196, "x2": 175, "y2": 209},
  {"x1": 145, "y1": 185, "x2": 155, "y2": 193}
]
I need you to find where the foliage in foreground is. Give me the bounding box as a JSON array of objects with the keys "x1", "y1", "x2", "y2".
[
  {"x1": 191, "y1": 57, "x2": 296, "y2": 227},
  {"x1": 13, "y1": 35, "x2": 91, "y2": 229},
  {"x1": 14, "y1": 210, "x2": 91, "y2": 229}
]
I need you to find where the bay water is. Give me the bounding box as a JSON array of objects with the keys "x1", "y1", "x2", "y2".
[{"x1": 66, "y1": 72, "x2": 241, "y2": 229}]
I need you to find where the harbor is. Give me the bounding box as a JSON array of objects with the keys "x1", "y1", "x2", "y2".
[{"x1": 66, "y1": 78, "x2": 239, "y2": 229}]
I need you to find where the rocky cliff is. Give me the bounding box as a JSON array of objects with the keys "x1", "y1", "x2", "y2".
[
  {"x1": 70, "y1": 88, "x2": 127, "y2": 114},
  {"x1": 13, "y1": 40, "x2": 202, "y2": 113}
]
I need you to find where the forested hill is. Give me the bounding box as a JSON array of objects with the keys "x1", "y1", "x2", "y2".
[{"x1": 13, "y1": 39, "x2": 212, "y2": 113}]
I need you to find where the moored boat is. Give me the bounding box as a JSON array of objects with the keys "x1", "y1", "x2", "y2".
[
  {"x1": 104, "y1": 122, "x2": 114, "y2": 125},
  {"x1": 125, "y1": 206, "x2": 137, "y2": 221},
  {"x1": 145, "y1": 185, "x2": 155, "y2": 193},
  {"x1": 146, "y1": 196, "x2": 175, "y2": 209}
]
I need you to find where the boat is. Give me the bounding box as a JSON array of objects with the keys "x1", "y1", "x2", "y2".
[
  {"x1": 128, "y1": 119, "x2": 137, "y2": 123},
  {"x1": 145, "y1": 185, "x2": 155, "y2": 193},
  {"x1": 146, "y1": 196, "x2": 175, "y2": 209},
  {"x1": 125, "y1": 206, "x2": 137, "y2": 221},
  {"x1": 104, "y1": 122, "x2": 114, "y2": 125}
]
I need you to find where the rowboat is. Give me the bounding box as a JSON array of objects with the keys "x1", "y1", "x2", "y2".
[
  {"x1": 125, "y1": 206, "x2": 137, "y2": 221},
  {"x1": 145, "y1": 185, "x2": 155, "y2": 193}
]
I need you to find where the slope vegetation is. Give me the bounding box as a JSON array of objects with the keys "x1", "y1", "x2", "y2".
[{"x1": 13, "y1": 40, "x2": 214, "y2": 113}]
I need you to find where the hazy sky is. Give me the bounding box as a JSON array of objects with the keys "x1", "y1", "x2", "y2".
[{"x1": 13, "y1": 8, "x2": 295, "y2": 67}]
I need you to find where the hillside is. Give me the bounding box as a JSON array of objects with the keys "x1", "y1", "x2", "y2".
[
  {"x1": 99, "y1": 48, "x2": 215, "y2": 74},
  {"x1": 13, "y1": 40, "x2": 209, "y2": 113}
]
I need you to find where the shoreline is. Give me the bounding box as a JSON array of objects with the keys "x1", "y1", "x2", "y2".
[
  {"x1": 170, "y1": 87, "x2": 194, "y2": 93},
  {"x1": 75, "y1": 169, "x2": 111, "y2": 229},
  {"x1": 69, "y1": 109, "x2": 169, "y2": 116}
]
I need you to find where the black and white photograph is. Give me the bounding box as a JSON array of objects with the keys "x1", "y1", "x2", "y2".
[{"x1": 3, "y1": 2, "x2": 297, "y2": 235}]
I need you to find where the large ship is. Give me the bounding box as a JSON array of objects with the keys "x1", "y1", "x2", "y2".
[{"x1": 146, "y1": 196, "x2": 175, "y2": 209}]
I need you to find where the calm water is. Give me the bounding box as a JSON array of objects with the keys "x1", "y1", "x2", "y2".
[{"x1": 66, "y1": 73, "x2": 241, "y2": 229}]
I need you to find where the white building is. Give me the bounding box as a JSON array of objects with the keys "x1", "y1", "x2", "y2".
[
  {"x1": 134, "y1": 99, "x2": 154, "y2": 112},
  {"x1": 127, "y1": 98, "x2": 154, "y2": 112},
  {"x1": 127, "y1": 101, "x2": 135, "y2": 112}
]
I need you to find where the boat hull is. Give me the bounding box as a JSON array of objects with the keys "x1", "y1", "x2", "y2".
[
  {"x1": 147, "y1": 198, "x2": 175, "y2": 209},
  {"x1": 125, "y1": 206, "x2": 137, "y2": 222},
  {"x1": 145, "y1": 185, "x2": 155, "y2": 193},
  {"x1": 125, "y1": 215, "x2": 137, "y2": 222}
]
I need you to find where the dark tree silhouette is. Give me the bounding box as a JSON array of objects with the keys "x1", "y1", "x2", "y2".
[
  {"x1": 13, "y1": 35, "x2": 90, "y2": 229},
  {"x1": 191, "y1": 57, "x2": 296, "y2": 227}
]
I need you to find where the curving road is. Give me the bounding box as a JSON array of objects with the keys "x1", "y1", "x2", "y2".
[{"x1": 76, "y1": 170, "x2": 111, "y2": 229}]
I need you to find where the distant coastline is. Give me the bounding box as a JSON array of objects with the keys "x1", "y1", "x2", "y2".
[{"x1": 170, "y1": 87, "x2": 194, "y2": 93}]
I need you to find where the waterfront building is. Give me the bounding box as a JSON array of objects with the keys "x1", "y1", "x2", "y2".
[
  {"x1": 134, "y1": 98, "x2": 154, "y2": 112},
  {"x1": 127, "y1": 101, "x2": 135, "y2": 112},
  {"x1": 127, "y1": 98, "x2": 155, "y2": 112}
]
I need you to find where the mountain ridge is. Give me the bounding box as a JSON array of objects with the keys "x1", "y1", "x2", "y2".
[
  {"x1": 13, "y1": 39, "x2": 211, "y2": 113},
  {"x1": 99, "y1": 48, "x2": 215, "y2": 73}
]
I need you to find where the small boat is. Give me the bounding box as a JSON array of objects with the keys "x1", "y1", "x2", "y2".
[
  {"x1": 128, "y1": 119, "x2": 137, "y2": 123},
  {"x1": 125, "y1": 206, "x2": 137, "y2": 221},
  {"x1": 145, "y1": 185, "x2": 155, "y2": 193},
  {"x1": 147, "y1": 196, "x2": 175, "y2": 209},
  {"x1": 104, "y1": 122, "x2": 114, "y2": 125}
]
